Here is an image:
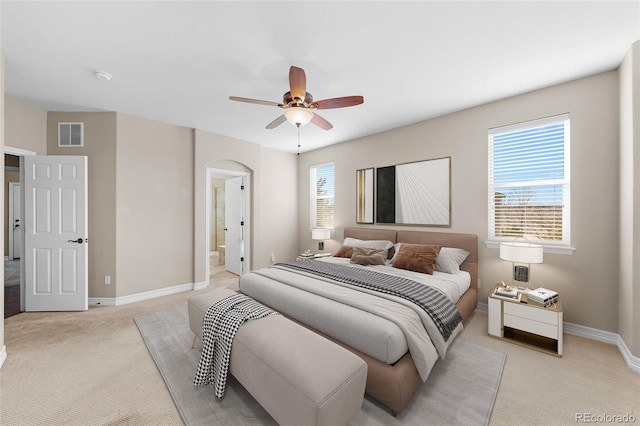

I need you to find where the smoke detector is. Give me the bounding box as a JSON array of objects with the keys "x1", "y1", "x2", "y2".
[{"x1": 94, "y1": 71, "x2": 112, "y2": 81}]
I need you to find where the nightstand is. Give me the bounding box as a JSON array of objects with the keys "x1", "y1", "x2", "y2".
[{"x1": 488, "y1": 285, "x2": 563, "y2": 357}]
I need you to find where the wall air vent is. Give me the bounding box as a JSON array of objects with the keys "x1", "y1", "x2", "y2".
[{"x1": 58, "y1": 122, "x2": 84, "y2": 147}]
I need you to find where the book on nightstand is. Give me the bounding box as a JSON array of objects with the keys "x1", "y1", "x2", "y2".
[
  {"x1": 526, "y1": 287, "x2": 559, "y2": 307},
  {"x1": 298, "y1": 251, "x2": 315, "y2": 259},
  {"x1": 493, "y1": 286, "x2": 522, "y2": 302}
]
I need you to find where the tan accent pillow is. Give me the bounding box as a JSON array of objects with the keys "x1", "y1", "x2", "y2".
[
  {"x1": 343, "y1": 237, "x2": 395, "y2": 259},
  {"x1": 350, "y1": 247, "x2": 388, "y2": 266},
  {"x1": 334, "y1": 245, "x2": 354, "y2": 258},
  {"x1": 392, "y1": 243, "x2": 441, "y2": 275}
]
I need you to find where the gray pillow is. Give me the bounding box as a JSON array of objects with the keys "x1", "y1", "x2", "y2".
[{"x1": 435, "y1": 247, "x2": 470, "y2": 274}]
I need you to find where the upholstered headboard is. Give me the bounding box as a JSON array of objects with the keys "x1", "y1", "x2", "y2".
[
  {"x1": 342, "y1": 227, "x2": 397, "y2": 244},
  {"x1": 343, "y1": 227, "x2": 478, "y2": 290}
]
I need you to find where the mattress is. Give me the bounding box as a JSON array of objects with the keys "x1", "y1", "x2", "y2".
[{"x1": 239, "y1": 258, "x2": 469, "y2": 367}]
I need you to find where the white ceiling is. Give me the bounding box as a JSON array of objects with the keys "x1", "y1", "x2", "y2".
[{"x1": 1, "y1": 1, "x2": 639, "y2": 153}]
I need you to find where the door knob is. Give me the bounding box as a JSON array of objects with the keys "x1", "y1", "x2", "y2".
[{"x1": 68, "y1": 238, "x2": 84, "y2": 244}]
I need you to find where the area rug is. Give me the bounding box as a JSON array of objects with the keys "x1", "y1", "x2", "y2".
[{"x1": 135, "y1": 305, "x2": 506, "y2": 426}]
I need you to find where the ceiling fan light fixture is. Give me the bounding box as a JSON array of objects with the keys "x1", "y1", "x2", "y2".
[{"x1": 284, "y1": 107, "x2": 313, "y2": 126}]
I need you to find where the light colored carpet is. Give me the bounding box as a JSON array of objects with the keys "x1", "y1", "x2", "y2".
[
  {"x1": 2, "y1": 264, "x2": 637, "y2": 426},
  {"x1": 135, "y1": 305, "x2": 506, "y2": 426}
]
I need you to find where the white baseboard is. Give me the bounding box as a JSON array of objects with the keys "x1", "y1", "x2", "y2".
[
  {"x1": 193, "y1": 281, "x2": 208, "y2": 291},
  {"x1": 563, "y1": 322, "x2": 640, "y2": 373},
  {"x1": 0, "y1": 345, "x2": 7, "y2": 369},
  {"x1": 88, "y1": 281, "x2": 202, "y2": 307},
  {"x1": 474, "y1": 302, "x2": 640, "y2": 372}
]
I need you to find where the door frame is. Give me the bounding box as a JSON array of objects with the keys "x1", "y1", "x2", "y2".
[
  {"x1": 8, "y1": 182, "x2": 20, "y2": 260},
  {"x1": 205, "y1": 167, "x2": 251, "y2": 284},
  {"x1": 4, "y1": 146, "x2": 36, "y2": 312}
]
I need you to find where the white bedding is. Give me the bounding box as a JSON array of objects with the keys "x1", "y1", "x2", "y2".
[
  {"x1": 247, "y1": 259, "x2": 466, "y2": 381},
  {"x1": 317, "y1": 256, "x2": 471, "y2": 303}
]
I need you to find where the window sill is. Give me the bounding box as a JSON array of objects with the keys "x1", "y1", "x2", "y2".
[{"x1": 484, "y1": 240, "x2": 576, "y2": 255}]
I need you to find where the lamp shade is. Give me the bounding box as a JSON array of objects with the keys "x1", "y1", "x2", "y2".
[
  {"x1": 311, "y1": 228, "x2": 331, "y2": 240},
  {"x1": 284, "y1": 107, "x2": 314, "y2": 126},
  {"x1": 499, "y1": 242, "x2": 543, "y2": 264}
]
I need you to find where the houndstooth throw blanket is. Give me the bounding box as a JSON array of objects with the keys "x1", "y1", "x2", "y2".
[
  {"x1": 193, "y1": 293, "x2": 278, "y2": 398},
  {"x1": 274, "y1": 260, "x2": 462, "y2": 341}
]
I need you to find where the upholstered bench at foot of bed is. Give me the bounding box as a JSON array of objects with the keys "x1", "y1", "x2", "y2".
[{"x1": 188, "y1": 289, "x2": 368, "y2": 426}]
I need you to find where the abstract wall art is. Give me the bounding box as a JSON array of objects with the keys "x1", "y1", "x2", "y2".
[{"x1": 376, "y1": 157, "x2": 451, "y2": 226}]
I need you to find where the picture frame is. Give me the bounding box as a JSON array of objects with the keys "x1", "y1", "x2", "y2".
[
  {"x1": 376, "y1": 157, "x2": 451, "y2": 226},
  {"x1": 356, "y1": 168, "x2": 374, "y2": 224}
]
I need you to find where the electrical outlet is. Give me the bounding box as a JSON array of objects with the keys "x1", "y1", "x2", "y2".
[
  {"x1": 105, "y1": 275, "x2": 111, "y2": 285},
  {"x1": 270, "y1": 253, "x2": 276, "y2": 262},
  {"x1": 477, "y1": 278, "x2": 481, "y2": 289}
]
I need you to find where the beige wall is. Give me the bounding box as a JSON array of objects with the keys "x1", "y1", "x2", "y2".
[
  {"x1": 27, "y1": 108, "x2": 296, "y2": 300},
  {"x1": 3, "y1": 98, "x2": 48, "y2": 259},
  {"x1": 619, "y1": 41, "x2": 640, "y2": 356},
  {"x1": 194, "y1": 129, "x2": 298, "y2": 285},
  {"x1": 47, "y1": 112, "x2": 117, "y2": 298},
  {"x1": 4, "y1": 97, "x2": 47, "y2": 154},
  {"x1": 256, "y1": 145, "x2": 298, "y2": 265},
  {"x1": 115, "y1": 114, "x2": 194, "y2": 297},
  {"x1": 298, "y1": 71, "x2": 620, "y2": 335}
]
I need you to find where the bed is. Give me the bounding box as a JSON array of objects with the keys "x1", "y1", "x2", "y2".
[{"x1": 239, "y1": 227, "x2": 478, "y2": 415}]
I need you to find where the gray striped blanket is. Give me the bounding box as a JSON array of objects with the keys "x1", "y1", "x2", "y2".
[
  {"x1": 193, "y1": 293, "x2": 278, "y2": 398},
  {"x1": 274, "y1": 260, "x2": 462, "y2": 341}
]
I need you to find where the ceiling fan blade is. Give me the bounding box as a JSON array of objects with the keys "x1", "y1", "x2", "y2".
[
  {"x1": 311, "y1": 113, "x2": 333, "y2": 130},
  {"x1": 265, "y1": 115, "x2": 287, "y2": 129},
  {"x1": 289, "y1": 66, "x2": 307, "y2": 102},
  {"x1": 312, "y1": 95, "x2": 364, "y2": 109},
  {"x1": 229, "y1": 96, "x2": 282, "y2": 107}
]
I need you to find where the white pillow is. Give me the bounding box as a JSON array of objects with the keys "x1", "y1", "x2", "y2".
[{"x1": 435, "y1": 247, "x2": 470, "y2": 274}]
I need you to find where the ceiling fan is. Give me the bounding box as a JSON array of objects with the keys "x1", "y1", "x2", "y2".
[{"x1": 229, "y1": 66, "x2": 364, "y2": 131}]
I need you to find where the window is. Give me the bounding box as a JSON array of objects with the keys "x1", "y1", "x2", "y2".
[
  {"x1": 488, "y1": 114, "x2": 570, "y2": 248},
  {"x1": 310, "y1": 162, "x2": 334, "y2": 229}
]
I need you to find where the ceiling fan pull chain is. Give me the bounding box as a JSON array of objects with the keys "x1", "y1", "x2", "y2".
[{"x1": 297, "y1": 124, "x2": 301, "y2": 155}]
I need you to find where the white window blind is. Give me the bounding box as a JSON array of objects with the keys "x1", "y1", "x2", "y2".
[
  {"x1": 488, "y1": 114, "x2": 570, "y2": 245},
  {"x1": 310, "y1": 162, "x2": 335, "y2": 229}
]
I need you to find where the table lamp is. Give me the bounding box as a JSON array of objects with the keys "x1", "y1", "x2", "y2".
[
  {"x1": 311, "y1": 228, "x2": 331, "y2": 251},
  {"x1": 499, "y1": 241, "x2": 543, "y2": 289}
]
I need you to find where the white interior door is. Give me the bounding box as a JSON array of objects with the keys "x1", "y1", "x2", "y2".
[
  {"x1": 224, "y1": 176, "x2": 244, "y2": 275},
  {"x1": 23, "y1": 155, "x2": 88, "y2": 311},
  {"x1": 9, "y1": 182, "x2": 22, "y2": 260}
]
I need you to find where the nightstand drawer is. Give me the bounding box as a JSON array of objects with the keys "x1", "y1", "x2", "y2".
[
  {"x1": 504, "y1": 302, "x2": 558, "y2": 325},
  {"x1": 504, "y1": 314, "x2": 558, "y2": 339}
]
